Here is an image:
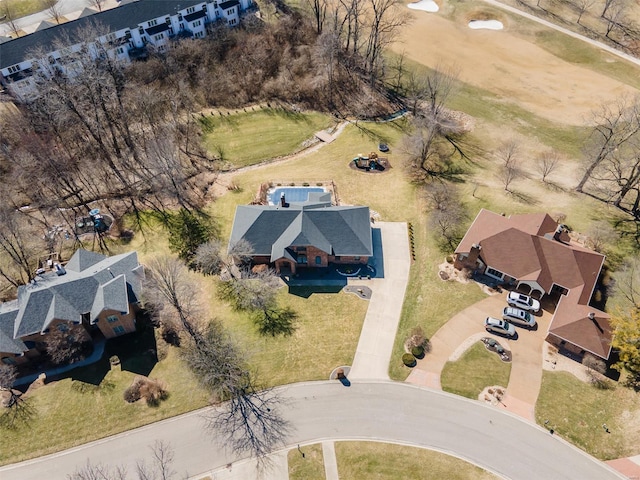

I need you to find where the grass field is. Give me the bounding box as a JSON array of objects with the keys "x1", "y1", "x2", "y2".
[
  {"x1": 441, "y1": 342, "x2": 512, "y2": 399},
  {"x1": 200, "y1": 108, "x2": 334, "y2": 168},
  {"x1": 334, "y1": 442, "x2": 497, "y2": 479},
  {"x1": 0, "y1": 329, "x2": 210, "y2": 465},
  {"x1": 535, "y1": 371, "x2": 640, "y2": 460},
  {"x1": 288, "y1": 444, "x2": 325, "y2": 480},
  {"x1": 0, "y1": 0, "x2": 47, "y2": 23}
]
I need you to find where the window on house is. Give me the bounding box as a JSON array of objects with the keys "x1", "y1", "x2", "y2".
[
  {"x1": 148, "y1": 19, "x2": 158, "y2": 27},
  {"x1": 186, "y1": 6, "x2": 196, "y2": 13},
  {"x1": 165, "y1": 16, "x2": 171, "y2": 23},
  {"x1": 116, "y1": 47, "x2": 124, "y2": 54},
  {"x1": 227, "y1": 8, "x2": 234, "y2": 14},
  {"x1": 154, "y1": 34, "x2": 164, "y2": 41},
  {"x1": 1, "y1": 357, "x2": 15, "y2": 365},
  {"x1": 113, "y1": 325, "x2": 126, "y2": 335},
  {"x1": 486, "y1": 267, "x2": 504, "y2": 279},
  {"x1": 315, "y1": 256, "x2": 321, "y2": 265},
  {"x1": 297, "y1": 255, "x2": 307, "y2": 264},
  {"x1": 179, "y1": 22, "x2": 184, "y2": 29},
  {"x1": 7, "y1": 65, "x2": 20, "y2": 74},
  {"x1": 105, "y1": 33, "x2": 116, "y2": 42},
  {"x1": 194, "y1": 31, "x2": 204, "y2": 38},
  {"x1": 229, "y1": 19, "x2": 236, "y2": 25},
  {"x1": 106, "y1": 315, "x2": 119, "y2": 323},
  {"x1": 354, "y1": 256, "x2": 361, "y2": 261},
  {"x1": 139, "y1": 26, "x2": 144, "y2": 34},
  {"x1": 193, "y1": 20, "x2": 202, "y2": 27}
]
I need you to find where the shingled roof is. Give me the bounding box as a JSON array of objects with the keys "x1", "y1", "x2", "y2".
[
  {"x1": 229, "y1": 202, "x2": 373, "y2": 262},
  {"x1": 456, "y1": 209, "x2": 610, "y2": 359},
  {"x1": 11, "y1": 249, "x2": 143, "y2": 338},
  {"x1": 0, "y1": 0, "x2": 204, "y2": 70}
]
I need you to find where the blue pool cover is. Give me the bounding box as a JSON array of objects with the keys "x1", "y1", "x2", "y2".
[{"x1": 268, "y1": 187, "x2": 326, "y2": 205}]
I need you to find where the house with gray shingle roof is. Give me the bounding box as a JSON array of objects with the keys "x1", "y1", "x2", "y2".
[
  {"x1": 229, "y1": 196, "x2": 373, "y2": 274},
  {"x1": 0, "y1": 249, "x2": 144, "y2": 369}
]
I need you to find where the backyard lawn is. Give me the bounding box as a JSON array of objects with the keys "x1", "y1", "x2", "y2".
[
  {"x1": 535, "y1": 371, "x2": 640, "y2": 460},
  {"x1": 441, "y1": 342, "x2": 512, "y2": 399},
  {"x1": 334, "y1": 442, "x2": 497, "y2": 479},
  {"x1": 200, "y1": 108, "x2": 334, "y2": 168}
]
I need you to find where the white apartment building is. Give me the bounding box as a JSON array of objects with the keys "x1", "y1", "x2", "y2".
[{"x1": 0, "y1": 0, "x2": 251, "y2": 101}]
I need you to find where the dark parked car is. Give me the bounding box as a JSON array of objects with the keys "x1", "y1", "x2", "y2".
[{"x1": 378, "y1": 143, "x2": 389, "y2": 152}]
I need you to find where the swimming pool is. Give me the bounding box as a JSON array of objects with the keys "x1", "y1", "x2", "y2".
[{"x1": 267, "y1": 186, "x2": 327, "y2": 205}]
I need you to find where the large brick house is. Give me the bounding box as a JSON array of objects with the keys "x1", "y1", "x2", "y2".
[
  {"x1": 454, "y1": 209, "x2": 611, "y2": 360},
  {"x1": 228, "y1": 193, "x2": 373, "y2": 274},
  {"x1": 0, "y1": 249, "x2": 144, "y2": 367}
]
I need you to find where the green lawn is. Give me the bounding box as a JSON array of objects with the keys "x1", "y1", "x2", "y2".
[
  {"x1": 288, "y1": 443, "x2": 325, "y2": 480},
  {"x1": 535, "y1": 371, "x2": 640, "y2": 460},
  {"x1": 335, "y1": 442, "x2": 498, "y2": 479},
  {"x1": 0, "y1": 328, "x2": 210, "y2": 465},
  {"x1": 0, "y1": 0, "x2": 48, "y2": 24},
  {"x1": 200, "y1": 108, "x2": 334, "y2": 168},
  {"x1": 441, "y1": 342, "x2": 512, "y2": 399}
]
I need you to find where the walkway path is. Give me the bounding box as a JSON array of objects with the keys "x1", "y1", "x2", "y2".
[
  {"x1": 349, "y1": 222, "x2": 410, "y2": 380},
  {"x1": 0, "y1": 381, "x2": 623, "y2": 480},
  {"x1": 483, "y1": 0, "x2": 640, "y2": 67},
  {"x1": 322, "y1": 442, "x2": 339, "y2": 480},
  {"x1": 407, "y1": 292, "x2": 552, "y2": 421}
]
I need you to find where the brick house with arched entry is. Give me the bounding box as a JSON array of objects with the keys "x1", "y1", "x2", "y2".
[
  {"x1": 0, "y1": 249, "x2": 144, "y2": 369},
  {"x1": 454, "y1": 209, "x2": 611, "y2": 360},
  {"x1": 228, "y1": 193, "x2": 373, "y2": 275}
]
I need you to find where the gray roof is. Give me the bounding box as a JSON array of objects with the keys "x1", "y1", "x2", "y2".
[
  {"x1": 0, "y1": 0, "x2": 204, "y2": 69},
  {"x1": 229, "y1": 203, "x2": 373, "y2": 262},
  {"x1": 10, "y1": 249, "x2": 143, "y2": 339},
  {"x1": 0, "y1": 304, "x2": 25, "y2": 355}
]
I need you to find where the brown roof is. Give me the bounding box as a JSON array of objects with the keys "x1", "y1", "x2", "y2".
[{"x1": 457, "y1": 209, "x2": 610, "y2": 359}]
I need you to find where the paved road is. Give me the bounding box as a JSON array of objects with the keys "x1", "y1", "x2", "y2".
[
  {"x1": 349, "y1": 222, "x2": 410, "y2": 380},
  {"x1": 0, "y1": 381, "x2": 623, "y2": 480},
  {"x1": 483, "y1": 0, "x2": 640, "y2": 67}
]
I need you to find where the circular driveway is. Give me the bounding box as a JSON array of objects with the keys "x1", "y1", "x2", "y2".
[{"x1": 0, "y1": 381, "x2": 623, "y2": 480}]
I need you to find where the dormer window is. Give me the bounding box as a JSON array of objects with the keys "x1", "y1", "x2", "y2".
[
  {"x1": 7, "y1": 65, "x2": 20, "y2": 74},
  {"x1": 186, "y1": 6, "x2": 196, "y2": 13},
  {"x1": 148, "y1": 19, "x2": 158, "y2": 27}
]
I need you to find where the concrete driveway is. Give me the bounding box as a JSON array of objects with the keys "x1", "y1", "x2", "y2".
[
  {"x1": 349, "y1": 222, "x2": 410, "y2": 380},
  {"x1": 407, "y1": 291, "x2": 552, "y2": 421}
]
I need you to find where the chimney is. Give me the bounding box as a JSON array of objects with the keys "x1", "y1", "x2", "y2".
[
  {"x1": 280, "y1": 193, "x2": 286, "y2": 208},
  {"x1": 553, "y1": 224, "x2": 565, "y2": 242},
  {"x1": 465, "y1": 243, "x2": 482, "y2": 268}
]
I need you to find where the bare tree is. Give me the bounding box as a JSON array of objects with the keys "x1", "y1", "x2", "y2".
[
  {"x1": 573, "y1": 0, "x2": 594, "y2": 24},
  {"x1": 219, "y1": 268, "x2": 281, "y2": 312},
  {"x1": 0, "y1": 364, "x2": 17, "y2": 391},
  {"x1": 307, "y1": 0, "x2": 328, "y2": 34},
  {"x1": 429, "y1": 202, "x2": 466, "y2": 252},
  {"x1": 44, "y1": 0, "x2": 64, "y2": 24},
  {"x1": 603, "y1": 0, "x2": 626, "y2": 38},
  {"x1": 576, "y1": 97, "x2": 640, "y2": 193},
  {"x1": 601, "y1": 0, "x2": 618, "y2": 18},
  {"x1": 613, "y1": 257, "x2": 640, "y2": 311},
  {"x1": 206, "y1": 379, "x2": 291, "y2": 462},
  {"x1": 193, "y1": 240, "x2": 226, "y2": 276},
  {"x1": 0, "y1": 1, "x2": 22, "y2": 37},
  {"x1": 0, "y1": 365, "x2": 35, "y2": 430},
  {"x1": 0, "y1": 207, "x2": 44, "y2": 287},
  {"x1": 495, "y1": 140, "x2": 522, "y2": 192},
  {"x1": 584, "y1": 220, "x2": 617, "y2": 253},
  {"x1": 89, "y1": 0, "x2": 106, "y2": 12},
  {"x1": 136, "y1": 440, "x2": 176, "y2": 480},
  {"x1": 535, "y1": 150, "x2": 560, "y2": 182},
  {"x1": 45, "y1": 323, "x2": 93, "y2": 365},
  {"x1": 67, "y1": 462, "x2": 128, "y2": 480}
]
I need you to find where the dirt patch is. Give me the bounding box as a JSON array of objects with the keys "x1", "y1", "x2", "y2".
[
  {"x1": 396, "y1": 11, "x2": 639, "y2": 125},
  {"x1": 479, "y1": 385, "x2": 507, "y2": 405}
]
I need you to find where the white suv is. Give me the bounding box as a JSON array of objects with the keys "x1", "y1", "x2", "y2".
[
  {"x1": 502, "y1": 307, "x2": 536, "y2": 328},
  {"x1": 507, "y1": 292, "x2": 540, "y2": 313},
  {"x1": 484, "y1": 317, "x2": 516, "y2": 337}
]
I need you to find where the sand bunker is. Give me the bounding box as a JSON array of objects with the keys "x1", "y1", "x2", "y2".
[
  {"x1": 408, "y1": 0, "x2": 439, "y2": 13},
  {"x1": 468, "y1": 20, "x2": 504, "y2": 30}
]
